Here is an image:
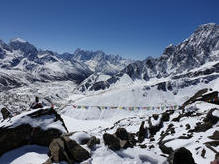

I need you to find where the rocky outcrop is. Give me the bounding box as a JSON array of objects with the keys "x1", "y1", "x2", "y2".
[
  {"x1": 47, "y1": 136, "x2": 90, "y2": 164},
  {"x1": 170, "y1": 147, "x2": 195, "y2": 164},
  {"x1": 103, "y1": 133, "x2": 121, "y2": 150},
  {"x1": 190, "y1": 108, "x2": 219, "y2": 132},
  {"x1": 103, "y1": 128, "x2": 136, "y2": 151},
  {"x1": 87, "y1": 136, "x2": 100, "y2": 149},
  {"x1": 1, "y1": 107, "x2": 12, "y2": 120},
  {"x1": 208, "y1": 131, "x2": 219, "y2": 140},
  {"x1": 137, "y1": 121, "x2": 148, "y2": 143},
  {"x1": 0, "y1": 108, "x2": 68, "y2": 156}
]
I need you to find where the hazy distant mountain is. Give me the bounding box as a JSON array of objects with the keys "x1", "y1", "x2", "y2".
[{"x1": 57, "y1": 49, "x2": 133, "y2": 75}]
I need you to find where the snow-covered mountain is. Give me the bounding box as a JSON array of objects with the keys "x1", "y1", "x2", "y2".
[
  {"x1": 0, "y1": 38, "x2": 133, "y2": 91},
  {"x1": 57, "y1": 49, "x2": 133, "y2": 75},
  {"x1": 78, "y1": 23, "x2": 219, "y2": 93},
  {"x1": 0, "y1": 23, "x2": 219, "y2": 164},
  {"x1": 0, "y1": 38, "x2": 93, "y2": 90}
]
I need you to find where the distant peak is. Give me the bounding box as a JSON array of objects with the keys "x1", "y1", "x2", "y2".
[
  {"x1": 199, "y1": 23, "x2": 216, "y2": 27},
  {"x1": 195, "y1": 23, "x2": 217, "y2": 32},
  {"x1": 10, "y1": 37, "x2": 27, "y2": 43}
]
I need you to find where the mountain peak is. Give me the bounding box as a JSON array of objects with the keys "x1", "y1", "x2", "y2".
[{"x1": 10, "y1": 37, "x2": 27, "y2": 43}]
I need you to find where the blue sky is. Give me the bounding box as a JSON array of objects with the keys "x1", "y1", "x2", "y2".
[{"x1": 0, "y1": 0, "x2": 218, "y2": 59}]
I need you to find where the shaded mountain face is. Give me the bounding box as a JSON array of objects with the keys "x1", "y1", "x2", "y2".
[
  {"x1": 0, "y1": 38, "x2": 92, "y2": 90},
  {"x1": 122, "y1": 23, "x2": 219, "y2": 81},
  {"x1": 78, "y1": 23, "x2": 219, "y2": 92},
  {"x1": 57, "y1": 49, "x2": 133, "y2": 75}
]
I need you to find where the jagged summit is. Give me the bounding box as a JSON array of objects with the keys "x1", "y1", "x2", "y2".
[
  {"x1": 56, "y1": 48, "x2": 133, "y2": 75},
  {"x1": 10, "y1": 37, "x2": 27, "y2": 43}
]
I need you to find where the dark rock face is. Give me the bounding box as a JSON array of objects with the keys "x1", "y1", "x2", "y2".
[
  {"x1": 115, "y1": 128, "x2": 129, "y2": 140},
  {"x1": 103, "y1": 133, "x2": 121, "y2": 151},
  {"x1": 1, "y1": 107, "x2": 12, "y2": 119},
  {"x1": 138, "y1": 121, "x2": 148, "y2": 143},
  {"x1": 9, "y1": 40, "x2": 38, "y2": 60},
  {"x1": 157, "y1": 82, "x2": 167, "y2": 92},
  {"x1": 208, "y1": 131, "x2": 219, "y2": 140},
  {"x1": 152, "y1": 114, "x2": 159, "y2": 120},
  {"x1": 172, "y1": 147, "x2": 195, "y2": 164},
  {"x1": 0, "y1": 108, "x2": 68, "y2": 156}
]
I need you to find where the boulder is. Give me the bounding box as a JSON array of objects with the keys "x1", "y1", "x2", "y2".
[
  {"x1": 49, "y1": 138, "x2": 68, "y2": 163},
  {"x1": 87, "y1": 136, "x2": 100, "y2": 149},
  {"x1": 152, "y1": 114, "x2": 159, "y2": 120},
  {"x1": 138, "y1": 121, "x2": 148, "y2": 143},
  {"x1": 1, "y1": 107, "x2": 12, "y2": 120},
  {"x1": 0, "y1": 108, "x2": 68, "y2": 156},
  {"x1": 103, "y1": 133, "x2": 121, "y2": 151},
  {"x1": 103, "y1": 127, "x2": 136, "y2": 151},
  {"x1": 115, "y1": 128, "x2": 129, "y2": 140},
  {"x1": 48, "y1": 136, "x2": 90, "y2": 163},
  {"x1": 185, "y1": 124, "x2": 191, "y2": 130},
  {"x1": 62, "y1": 136, "x2": 90, "y2": 162},
  {"x1": 172, "y1": 147, "x2": 195, "y2": 164},
  {"x1": 208, "y1": 131, "x2": 219, "y2": 140}
]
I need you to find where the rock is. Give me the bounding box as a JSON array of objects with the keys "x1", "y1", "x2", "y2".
[
  {"x1": 185, "y1": 124, "x2": 191, "y2": 130},
  {"x1": 49, "y1": 138, "x2": 68, "y2": 163},
  {"x1": 170, "y1": 128, "x2": 175, "y2": 134},
  {"x1": 62, "y1": 136, "x2": 90, "y2": 162},
  {"x1": 148, "y1": 117, "x2": 163, "y2": 137},
  {"x1": 138, "y1": 121, "x2": 148, "y2": 143},
  {"x1": 161, "y1": 112, "x2": 171, "y2": 122},
  {"x1": 152, "y1": 114, "x2": 159, "y2": 120},
  {"x1": 201, "y1": 148, "x2": 206, "y2": 158},
  {"x1": 168, "y1": 124, "x2": 174, "y2": 129},
  {"x1": 150, "y1": 137, "x2": 155, "y2": 141},
  {"x1": 103, "y1": 133, "x2": 121, "y2": 151},
  {"x1": 48, "y1": 136, "x2": 90, "y2": 163},
  {"x1": 149, "y1": 145, "x2": 155, "y2": 149},
  {"x1": 1, "y1": 107, "x2": 12, "y2": 120},
  {"x1": 172, "y1": 147, "x2": 195, "y2": 164},
  {"x1": 208, "y1": 131, "x2": 219, "y2": 140},
  {"x1": 103, "y1": 129, "x2": 136, "y2": 151},
  {"x1": 191, "y1": 108, "x2": 219, "y2": 132},
  {"x1": 159, "y1": 143, "x2": 173, "y2": 155},
  {"x1": 204, "y1": 108, "x2": 219, "y2": 124},
  {"x1": 205, "y1": 141, "x2": 219, "y2": 147},
  {"x1": 0, "y1": 108, "x2": 68, "y2": 156},
  {"x1": 139, "y1": 144, "x2": 147, "y2": 148},
  {"x1": 157, "y1": 82, "x2": 167, "y2": 91},
  {"x1": 115, "y1": 128, "x2": 129, "y2": 140},
  {"x1": 87, "y1": 136, "x2": 100, "y2": 149}
]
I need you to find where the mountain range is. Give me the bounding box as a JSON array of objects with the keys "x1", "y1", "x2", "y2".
[
  {"x1": 78, "y1": 23, "x2": 219, "y2": 93},
  {"x1": 0, "y1": 23, "x2": 218, "y2": 94},
  {"x1": 0, "y1": 38, "x2": 132, "y2": 91}
]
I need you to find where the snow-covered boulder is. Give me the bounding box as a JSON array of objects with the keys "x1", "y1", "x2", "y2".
[{"x1": 0, "y1": 108, "x2": 68, "y2": 156}]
